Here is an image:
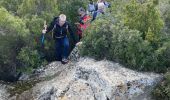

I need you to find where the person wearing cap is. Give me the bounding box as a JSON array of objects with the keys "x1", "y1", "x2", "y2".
[
  {"x1": 91, "y1": 2, "x2": 105, "y2": 22},
  {"x1": 75, "y1": 7, "x2": 91, "y2": 41},
  {"x1": 42, "y1": 14, "x2": 77, "y2": 64}
]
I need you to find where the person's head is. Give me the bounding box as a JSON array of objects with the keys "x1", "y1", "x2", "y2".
[
  {"x1": 89, "y1": 0, "x2": 93, "y2": 4},
  {"x1": 98, "y1": 0, "x2": 105, "y2": 3},
  {"x1": 59, "y1": 14, "x2": 66, "y2": 26},
  {"x1": 97, "y1": 0, "x2": 102, "y2": 3},
  {"x1": 78, "y1": 7, "x2": 86, "y2": 16},
  {"x1": 98, "y1": 2, "x2": 105, "y2": 10}
]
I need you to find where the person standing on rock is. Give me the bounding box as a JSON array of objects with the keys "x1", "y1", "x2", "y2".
[{"x1": 42, "y1": 14, "x2": 77, "y2": 64}]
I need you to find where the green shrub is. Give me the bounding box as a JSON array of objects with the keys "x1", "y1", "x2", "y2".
[
  {"x1": 81, "y1": 14, "x2": 170, "y2": 73},
  {"x1": 124, "y1": 0, "x2": 164, "y2": 44},
  {"x1": 17, "y1": 0, "x2": 59, "y2": 18},
  {"x1": 17, "y1": 47, "x2": 47, "y2": 73},
  {"x1": 159, "y1": 0, "x2": 170, "y2": 35},
  {"x1": 80, "y1": 16, "x2": 113, "y2": 59},
  {"x1": 0, "y1": 34, "x2": 26, "y2": 81},
  {"x1": 0, "y1": 0, "x2": 23, "y2": 14},
  {"x1": 0, "y1": 6, "x2": 49, "y2": 80},
  {"x1": 152, "y1": 71, "x2": 170, "y2": 100},
  {"x1": 0, "y1": 7, "x2": 29, "y2": 36},
  {"x1": 80, "y1": 0, "x2": 170, "y2": 73}
]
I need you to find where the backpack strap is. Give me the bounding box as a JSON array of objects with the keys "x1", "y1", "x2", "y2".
[
  {"x1": 52, "y1": 17, "x2": 59, "y2": 38},
  {"x1": 52, "y1": 19, "x2": 69, "y2": 38},
  {"x1": 65, "y1": 22, "x2": 69, "y2": 34}
]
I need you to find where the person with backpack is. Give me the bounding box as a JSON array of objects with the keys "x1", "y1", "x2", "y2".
[
  {"x1": 91, "y1": 2, "x2": 105, "y2": 22},
  {"x1": 95, "y1": 0, "x2": 111, "y2": 11},
  {"x1": 75, "y1": 7, "x2": 91, "y2": 41},
  {"x1": 42, "y1": 14, "x2": 77, "y2": 64}
]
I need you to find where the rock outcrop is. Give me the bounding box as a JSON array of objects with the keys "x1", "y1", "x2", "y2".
[
  {"x1": 6, "y1": 57, "x2": 162, "y2": 100},
  {"x1": 0, "y1": 83, "x2": 10, "y2": 100}
]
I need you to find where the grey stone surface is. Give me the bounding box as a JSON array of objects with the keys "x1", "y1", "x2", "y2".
[{"x1": 1, "y1": 57, "x2": 163, "y2": 100}]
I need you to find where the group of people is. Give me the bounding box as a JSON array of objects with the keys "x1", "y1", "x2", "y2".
[{"x1": 42, "y1": 0, "x2": 111, "y2": 64}]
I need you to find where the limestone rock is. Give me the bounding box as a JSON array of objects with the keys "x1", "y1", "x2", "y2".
[
  {"x1": 11, "y1": 58, "x2": 162, "y2": 100},
  {"x1": 1, "y1": 57, "x2": 163, "y2": 100}
]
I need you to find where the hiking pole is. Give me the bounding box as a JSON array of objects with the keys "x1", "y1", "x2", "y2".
[
  {"x1": 39, "y1": 21, "x2": 47, "y2": 59},
  {"x1": 41, "y1": 21, "x2": 47, "y2": 48}
]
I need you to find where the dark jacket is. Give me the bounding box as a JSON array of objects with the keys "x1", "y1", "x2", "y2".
[
  {"x1": 91, "y1": 10, "x2": 104, "y2": 22},
  {"x1": 46, "y1": 17, "x2": 76, "y2": 42}
]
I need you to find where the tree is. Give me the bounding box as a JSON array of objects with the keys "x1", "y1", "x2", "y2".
[{"x1": 124, "y1": 0, "x2": 164, "y2": 43}]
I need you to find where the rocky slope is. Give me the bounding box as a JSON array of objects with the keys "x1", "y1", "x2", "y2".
[{"x1": 1, "y1": 57, "x2": 162, "y2": 100}]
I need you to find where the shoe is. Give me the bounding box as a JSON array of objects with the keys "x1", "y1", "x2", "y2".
[{"x1": 61, "y1": 58, "x2": 69, "y2": 64}]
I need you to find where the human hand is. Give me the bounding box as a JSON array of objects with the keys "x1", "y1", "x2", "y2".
[
  {"x1": 42, "y1": 29, "x2": 47, "y2": 34},
  {"x1": 76, "y1": 42, "x2": 82, "y2": 46}
]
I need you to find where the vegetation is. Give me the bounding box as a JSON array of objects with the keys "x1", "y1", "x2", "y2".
[
  {"x1": 81, "y1": 0, "x2": 170, "y2": 73},
  {"x1": 80, "y1": 0, "x2": 170, "y2": 99},
  {"x1": 152, "y1": 71, "x2": 170, "y2": 100}
]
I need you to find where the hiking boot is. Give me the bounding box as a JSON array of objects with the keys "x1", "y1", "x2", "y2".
[{"x1": 61, "y1": 58, "x2": 69, "y2": 64}]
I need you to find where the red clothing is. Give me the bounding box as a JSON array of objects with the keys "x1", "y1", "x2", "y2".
[{"x1": 77, "y1": 14, "x2": 91, "y2": 39}]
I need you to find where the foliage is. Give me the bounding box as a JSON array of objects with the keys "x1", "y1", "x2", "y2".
[
  {"x1": 124, "y1": 0, "x2": 164, "y2": 44},
  {"x1": 0, "y1": 34, "x2": 26, "y2": 81},
  {"x1": 0, "y1": 7, "x2": 29, "y2": 36},
  {"x1": 152, "y1": 71, "x2": 170, "y2": 100},
  {"x1": 17, "y1": 0, "x2": 59, "y2": 18},
  {"x1": 0, "y1": 0, "x2": 23, "y2": 14},
  {"x1": 17, "y1": 47, "x2": 47, "y2": 73},
  {"x1": 159, "y1": 0, "x2": 170, "y2": 35},
  {"x1": 81, "y1": 13, "x2": 170, "y2": 73}
]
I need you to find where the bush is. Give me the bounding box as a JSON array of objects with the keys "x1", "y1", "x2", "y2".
[
  {"x1": 0, "y1": 0, "x2": 23, "y2": 14},
  {"x1": 124, "y1": 0, "x2": 164, "y2": 44},
  {"x1": 0, "y1": 7, "x2": 29, "y2": 36},
  {"x1": 0, "y1": 6, "x2": 47, "y2": 81},
  {"x1": 152, "y1": 71, "x2": 170, "y2": 100},
  {"x1": 81, "y1": 14, "x2": 170, "y2": 73},
  {"x1": 80, "y1": 16, "x2": 113, "y2": 59},
  {"x1": 159, "y1": 0, "x2": 170, "y2": 35},
  {"x1": 0, "y1": 35, "x2": 26, "y2": 81},
  {"x1": 17, "y1": 47, "x2": 47, "y2": 73},
  {"x1": 17, "y1": 0, "x2": 59, "y2": 18}
]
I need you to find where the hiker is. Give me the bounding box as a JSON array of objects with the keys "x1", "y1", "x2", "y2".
[
  {"x1": 91, "y1": 2, "x2": 105, "y2": 22},
  {"x1": 95, "y1": 0, "x2": 111, "y2": 11},
  {"x1": 75, "y1": 7, "x2": 91, "y2": 41},
  {"x1": 42, "y1": 14, "x2": 77, "y2": 64},
  {"x1": 87, "y1": 0, "x2": 96, "y2": 14}
]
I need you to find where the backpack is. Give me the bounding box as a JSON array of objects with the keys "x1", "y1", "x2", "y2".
[
  {"x1": 52, "y1": 17, "x2": 69, "y2": 39},
  {"x1": 76, "y1": 14, "x2": 91, "y2": 38},
  {"x1": 80, "y1": 15, "x2": 91, "y2": 30}
]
